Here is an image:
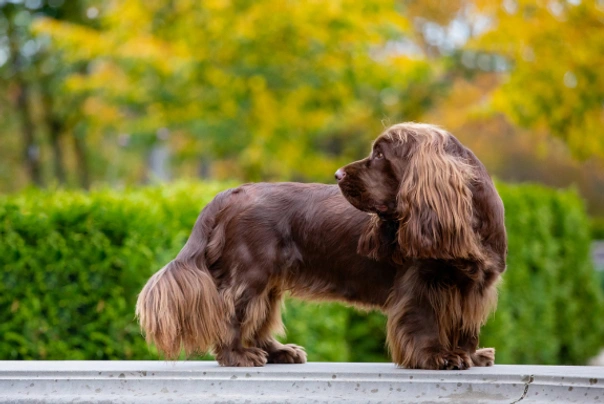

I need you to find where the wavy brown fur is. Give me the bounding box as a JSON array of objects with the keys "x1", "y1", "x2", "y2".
[{"x1": 136, "y1": 122, "x2": 507, "y2": 369}]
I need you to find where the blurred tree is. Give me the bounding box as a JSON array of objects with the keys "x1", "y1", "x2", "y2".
[
  {"x1": 2, "y1": 0, "x2": 603, "y2": 217},
  {"x1": 470, "y1": 0, "x2": 604, "y2": 159},
  {"x1": 411, "y1": 0, "x2": 604, "y2": 215},
  {"x1": 34, "y1": 0, "x2": 439, "y2": 182},
  {"x1": 0, "y1": 0, "x2": 99, "y2": 189},
  {"x1": 1, "y1": 3, "x2": 42, "y2": 186}
]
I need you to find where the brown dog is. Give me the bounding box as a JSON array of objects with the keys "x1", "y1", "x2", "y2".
[{"x1": 136, "y1": 122, "x2": 507, "y2": 369}]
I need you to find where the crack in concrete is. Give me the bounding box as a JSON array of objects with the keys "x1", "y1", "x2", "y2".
[{"x1": 510, "y1": 375, "x2": 534, "y2": 404}]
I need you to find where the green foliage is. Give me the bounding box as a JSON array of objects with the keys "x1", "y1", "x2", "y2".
[
  {"x1": 480, "y1": 183, "x2": 604, "y2": 365},
  {"x1": 1, "y1": 181, "x2": 602, "y2": 364},
  {"x1": 591, "y1": 217, "x2": 604, "y2": 240},
  {"x1": 3, "y1": 1, "x2": 604, "y2": 220},
  {"x1": 470, "y1": 1, "x2": 604, "y2": 159},
  {"x1": 283, "y1": 301, "x2": 351, "y2": 362},
  {"x1": 0, "y1": 182, "x2": 228, "y2": 359},
  {"x1": 28, "y1": 0, "x2": 437, "y2": 184}
]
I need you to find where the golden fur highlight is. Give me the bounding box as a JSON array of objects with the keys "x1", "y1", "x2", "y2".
[{"x1": 135, "y1": 259, "x2": 225, "y2": 359}]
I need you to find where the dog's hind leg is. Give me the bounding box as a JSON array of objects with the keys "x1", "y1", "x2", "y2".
[
  {"x1": 252, "y1": 289, "x2": 307, "y2": 364},
  {"x1": 213, "y1": 281, "x2": 270, "y2": 367},
  {"x1": 214, "y1": 266, "x2": 269, "y2": 367}
]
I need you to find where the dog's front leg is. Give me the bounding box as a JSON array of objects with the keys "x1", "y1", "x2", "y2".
[
  {"x1": 386, "y1": 298, "x2": 472, "y2": 370},
  {"x1": 385, "y1": 269, "x2": 474, "y2": 370}
]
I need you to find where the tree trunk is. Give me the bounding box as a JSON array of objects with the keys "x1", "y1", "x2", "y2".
[
  {"x1": 15, "y1": 82, "x2": 42, "y2": 186},
  {"x1": 42, "y1": 92, "x2": 67, "y2": 185},
  {"x1": 49, "y1": 124, "x2": 66, "y2": 185},
  {"x1": 73, "y1": 133, "x2": 90, "y2": 189},
  {"x1": 7, "y1": 19, "x2": 42, "y2": 187}
]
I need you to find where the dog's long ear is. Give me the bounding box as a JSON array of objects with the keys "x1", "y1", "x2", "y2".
[{"x1": 396, "y1": 133, "x2": 482, "y2": 260}]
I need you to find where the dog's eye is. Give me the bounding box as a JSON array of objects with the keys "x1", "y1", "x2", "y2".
[{"x1": 374, "y1": 152, "x2": 384, "y2": 160}]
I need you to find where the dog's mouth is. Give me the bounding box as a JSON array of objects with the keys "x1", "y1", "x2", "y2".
[
  {"x1": 374, "y1": 204, "x2": 388, "y2": 213},
  {"x1": 373, "y1": 202, "x2": 398, "y2": 220},
  {"x1": 337, "y1": 181, "x2": 357, "y2": 199},
  {"x1": 338, "y1": 180, "x2": 394, "y2": 216},
  {"x1": 338, "y1": 184, "x2": 370, "y2": 212}
]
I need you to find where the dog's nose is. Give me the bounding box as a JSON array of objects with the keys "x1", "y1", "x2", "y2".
[{"x1": 335, "y1": 169, "x2": 346, "y2": 182}]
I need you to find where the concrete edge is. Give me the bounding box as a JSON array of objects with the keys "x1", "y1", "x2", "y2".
[{"x1": 0, "y1": 361, "x2": 603, "y2": 403}]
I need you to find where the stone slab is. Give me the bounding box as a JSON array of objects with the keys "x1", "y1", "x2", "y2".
[{"x1": 1, "y1": 361, "x2": 603, "y2": 403}]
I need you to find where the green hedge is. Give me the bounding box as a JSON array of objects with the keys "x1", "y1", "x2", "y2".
[
  {"x1": 591, "y1": 216, "x2": 604, "y2": 240},
  {"x1": 1, "y1": 182, "x2": 602, "y2": 364},
  {"x1": 479, "y1": 185, "x2": 604, "y2": 364}
]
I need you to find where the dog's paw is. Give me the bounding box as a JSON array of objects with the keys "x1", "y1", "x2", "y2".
[
  {"x1": 216, "y1": 347, "x2": 268, "y2": 367},
  {"x1": 267, "y1": 343, "x2": 307, "y2": 364},
  {"x1": 471, "y1": 348, "x2": 495, "y2": 367},
  {"x1": 421, "y1": 349, "x2": 472, "y2": 370}
]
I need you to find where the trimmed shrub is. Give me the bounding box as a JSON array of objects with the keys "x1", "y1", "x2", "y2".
[
  {"x1": 0, "y1": 182, "x2": 602, "y2": 364},
  {"x1": 481, "y1": 184, "x2": 561, "y2": 364},
  {"x1": 591, "y1": 216, "x2": 604, "y2": 240},
  {"x1": 0, "y1": 184, "x2": 226, "y2": 359},
  {"x1": 480, "y1": 184, "x2": 604, "y2": 364}
]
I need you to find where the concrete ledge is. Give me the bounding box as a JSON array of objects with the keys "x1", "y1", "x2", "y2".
[{"x1": 1, "y1": 361, "x2": 603, "y2": 403}]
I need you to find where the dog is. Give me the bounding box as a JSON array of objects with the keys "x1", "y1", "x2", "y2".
[{"x1": 136, "y1": 122, "x2": 507, "y2": 369}]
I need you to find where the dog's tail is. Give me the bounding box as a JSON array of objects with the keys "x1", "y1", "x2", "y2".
[{"x1": 136, "y1": 193, "x2": 229, "y2": 359}]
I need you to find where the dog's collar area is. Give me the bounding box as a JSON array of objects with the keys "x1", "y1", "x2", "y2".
[
  {"x1": 376, "y1": 213, "x2": 399, "y2": 228},
  {"x1": 376, "y1": 213, "x2": 398, "y2": 223}
]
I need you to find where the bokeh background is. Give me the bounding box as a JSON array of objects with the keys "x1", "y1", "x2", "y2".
[{"x1": 1, "y1": 0, "x2": 604, "y2": 364}]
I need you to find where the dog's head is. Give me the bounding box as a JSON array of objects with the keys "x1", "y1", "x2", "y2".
[{"x1": 337, "y1": 122, "x2": 487, "y2": 262}]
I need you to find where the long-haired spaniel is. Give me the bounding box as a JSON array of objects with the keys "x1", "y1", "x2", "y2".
[{"x1": 136, "y1": 122, "x2": 507, "y2": 370}]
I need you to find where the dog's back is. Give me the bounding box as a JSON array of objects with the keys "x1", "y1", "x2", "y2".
[{"x1": 199, "y1": 182, "x2": 396, "y2": 306}]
